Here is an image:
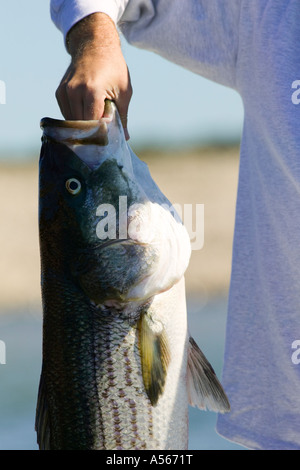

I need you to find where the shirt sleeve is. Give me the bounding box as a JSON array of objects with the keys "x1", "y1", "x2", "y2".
[
  {"x1": 50, "y1": 0, "x2": 241, "y2": 90},
  {"x1": 118, "y1": 0, "x2": 242, "y2": 89},
  {"x1": 50, "y1": 0, "x2": 129, "y2": 40}
]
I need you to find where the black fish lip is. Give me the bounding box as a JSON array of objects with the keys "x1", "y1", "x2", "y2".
[
  {"x1": 81, "y1": 238, "x2": 146, "y2": 253},
  {"x1": 96, "y1": 238, "x2": 132, "y2": 250},
  {"x1": 96, "y1": 238, "x2": 149, "y2": 251}
]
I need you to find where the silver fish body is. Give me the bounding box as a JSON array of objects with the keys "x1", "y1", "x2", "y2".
[{"x1": 36, "y1": 101, "x2": 229, "y2": 450}]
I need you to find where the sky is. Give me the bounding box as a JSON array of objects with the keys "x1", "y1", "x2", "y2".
[{"x1": 0, "y1": 1, "x2": 244, "y2": 160}]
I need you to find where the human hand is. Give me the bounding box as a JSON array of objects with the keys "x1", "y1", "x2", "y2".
[{"x1": 56, "y1": 13, "x2": 132, "y2": 140}]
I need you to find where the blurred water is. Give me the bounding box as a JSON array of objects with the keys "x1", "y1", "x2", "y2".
[{"x1": 0, "y1": 297, "x2": 245, "y2": 450}]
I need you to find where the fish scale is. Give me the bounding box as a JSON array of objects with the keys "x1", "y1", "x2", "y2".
[
  {"x1": 38, "y1": 277, "x2": 105, "y2": 449},
  {"x1": 94, "y1": 311, "x2": 157, "y2": 449}
]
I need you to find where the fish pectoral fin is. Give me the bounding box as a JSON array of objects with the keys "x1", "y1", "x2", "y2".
[
  {"x1": 138, "y1": 314, "x2": 170, "y2": 406},
  {"x1": 187, "y1": 336, "x2": 230, "y2": 413},
  {"x1": 35, "y1": 371, "x2": 51, "y2": 450}
]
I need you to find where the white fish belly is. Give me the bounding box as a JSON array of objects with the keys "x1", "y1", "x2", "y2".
[{"x1": 94, "y1": 278, "x2": 188, "y2": 450}]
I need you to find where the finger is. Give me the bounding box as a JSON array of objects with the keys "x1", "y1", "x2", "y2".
[
  {"x1": 55, "y1": 66, "x2": 78, "y2": 120},
  {"x1": 56, "y1": 83, "x2": 72, "y2": 120},
  {"x1": 116, "y1": 94, "x2": 132, "y2": 140},
  {"x1": 117, "y1": 99, "x2": 131, "y2": 140},
  {"x1": 83, "y1": 88, "x2": 105, "y2": 121},
  {"x1": 102, "y1": 99, "x2": 114, "y2": 121},
  {"x1": 67, "y1": 84, "x2": 85, "y2": 120}
]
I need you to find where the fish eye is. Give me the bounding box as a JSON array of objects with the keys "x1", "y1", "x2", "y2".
[{"x1": 65, "y1": 178, "x2": 81, "y2": 195}]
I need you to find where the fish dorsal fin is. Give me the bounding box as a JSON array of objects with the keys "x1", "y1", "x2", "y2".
[
  {"x1": 187, "y1": 337, "x2": 230, "y2": 413},
  {"x1": 138, "y1": 313, "x2": 170, "y2": 406}
]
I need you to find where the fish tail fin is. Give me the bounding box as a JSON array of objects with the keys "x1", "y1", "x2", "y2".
[{"x1": 187, "y1": 336, "x2": 230, "y2": 413}]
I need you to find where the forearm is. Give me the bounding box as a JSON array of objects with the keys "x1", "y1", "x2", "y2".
[{"x1": 50, "y1": 0, "x2": 129, "y2": 42}]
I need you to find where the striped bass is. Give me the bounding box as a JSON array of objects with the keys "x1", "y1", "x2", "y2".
[{"x1": 35, "y1": 101, "x2": 230, "y2": 450}]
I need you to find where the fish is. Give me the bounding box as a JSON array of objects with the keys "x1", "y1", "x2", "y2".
[{"x1": 35, "y1": 100, "x2": 230, "y2": 450}]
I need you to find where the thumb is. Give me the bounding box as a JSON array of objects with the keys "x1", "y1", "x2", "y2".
[
  {"x1": 115, "y1": 72, "x2": 133, "y2": 141},
  {"x1": 102, "y1": 98, "x2": 130, "y2": 140},
  {"x1": 118, "y1": 107, "x2": 130, "y2": 141},
  {"x1": 115, "y1": 92, "x2": 131, "y2": 141}
]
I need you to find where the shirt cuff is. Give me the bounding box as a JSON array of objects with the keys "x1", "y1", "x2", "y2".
[{"x1": 50, "y1": 0, "x2": 128, "y2": 42}]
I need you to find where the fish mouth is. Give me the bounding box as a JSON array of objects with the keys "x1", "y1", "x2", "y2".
[
  {"x1": 40, "y1": 100, "x2": 115, "y2": 146},
  {"x1": 40, "y1": 117, "x2": 109, "y2": 146},
  {"x1": 71, "y1": 238, "x2": 158, "y2": 305},
  {"x1": 95, "y1": 238, "x2": 141, "y2": 250},
  {"x1": 79, "y1": 238, "x2": 146, "y2": 255},
  {"x1": 71, "y1": 237, "x2": 150, "y2": 280},
  {"x1": 40, "y1": 100, "x2": 133, "y2": 172}
]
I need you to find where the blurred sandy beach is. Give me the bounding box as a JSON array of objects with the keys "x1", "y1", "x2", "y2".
[{"x1": 0, "y1": 146, "x2": 239, "y2": 310}]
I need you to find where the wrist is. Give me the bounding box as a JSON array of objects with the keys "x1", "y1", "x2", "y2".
[{"x1": 67, "y1": 12, "x2": 120, "y2": 58}]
